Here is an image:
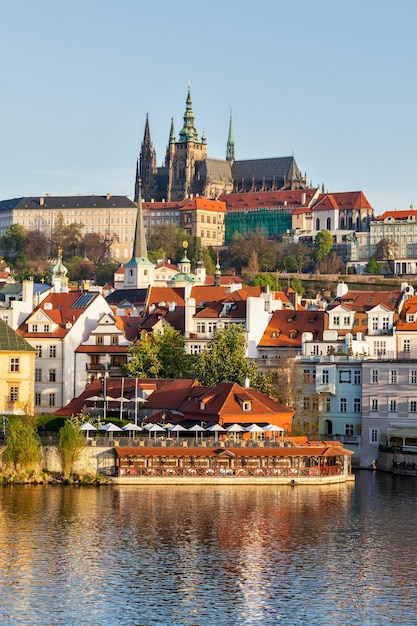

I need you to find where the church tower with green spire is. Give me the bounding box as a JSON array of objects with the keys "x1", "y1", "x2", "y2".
[
  {"x1": 167, "y1": 84, "x2": 207, "y2": 202},
  {"x1": 124, "y1": 182, "x2": 155, "y2": 289}
]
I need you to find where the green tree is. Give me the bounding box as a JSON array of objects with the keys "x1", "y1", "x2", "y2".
[
  {"x1": 314, "y1": 229, "x2": 333, "y2": 263},
  {"x1": 3, "y1": 417, "x2": 41, "y2": 472},
  {"x1": 194, "y1": 324, "x2": 273, "y2": 394},
  {"x1": 290, "y1": 277, "x2": 305, "y2": 296},
  {"x1": 123, "y1": 334, "x2": 162, "y2": 378},
  {"x1": 57, "y1": 420, "x2": 86, "y2": 480},
  {"x1": 96, "y1": 261, "x2": 119, "y2": 286},
  {"x1": 249, "y1": 274, "x2": 282, "y2": 291},
  {"x1": 123, "y1": 327, "x2": 194, "y2": 379},
  {"x1": 365, "y1": 256, "x2": 381, "y2": 275},
  {"x1": 0, "y1": 224, "x2": 27, "y2": 263}
]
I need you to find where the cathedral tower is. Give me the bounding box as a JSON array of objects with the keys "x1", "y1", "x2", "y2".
[{"x1": 136, "y1": 114, "x2": 158, "y2": 202}]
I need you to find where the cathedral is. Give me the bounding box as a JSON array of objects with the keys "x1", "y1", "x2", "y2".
[{"x1": 135, "y1": 87, "x2": 307, "y2": 203}]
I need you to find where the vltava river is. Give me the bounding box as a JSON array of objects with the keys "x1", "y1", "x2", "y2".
[{"x1": 0, "y1": 471, "x2": 416, "y2": 626}]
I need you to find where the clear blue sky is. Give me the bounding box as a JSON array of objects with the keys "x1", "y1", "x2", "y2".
[{"x1": 1, "y1": 0, "x2": 416, "y2": 215}]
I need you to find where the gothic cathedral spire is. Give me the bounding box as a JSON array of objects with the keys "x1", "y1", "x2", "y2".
[
  {"x1": 136, "y1": 113, "x2": 158, "y2": 202},
  {"x1": 226, "y1": 111, "x2": 235, "y2": 166}
]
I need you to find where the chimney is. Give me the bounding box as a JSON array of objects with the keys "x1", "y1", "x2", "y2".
[
  {"x1": 106, "y1": 193, "x2": 111, "y2": 200},
  {"x1": 301, "y1": 192, "x2": 306, "y2": 205},
  {"x1": 40, "y1": 197, "x2": 44, "y2": 206}
]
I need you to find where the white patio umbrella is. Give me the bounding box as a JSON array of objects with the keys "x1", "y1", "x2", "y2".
[
  {"x1": 188, "y1": 424, "x2": 206, "y2": 443},
  {"x1": 207, "y1": 423, "x2": 226, "y2": 442},
  {"x1": 263, "y1": 424, "x2": 285, "y2": 441},
  {"x1": 245, "y1": 423, "x2": 265, "y2": 442},
  {"x1": 86, "y1": 395, "x2": 102, "y2": 402},
  {"x1": 101, "y1": 423, "x2": 123, "y2": 435},
  {"x1": 79, "y1": 422, "x2": 97, "y2": 437},
  {"x1": 168, "y1": 424, "x2": 188, "y2": 440},
  {"x1": 122, "y1": 423, "x2": 143, "y2": 435},
  {"x1": 226, "y1": 423, "x2": 245, "y2": 443},
  {"x1": 114, "y1": 396, "x2": 131, "y2": 420},
  {"x1": 147, "y1": 423, "x2": 166, "y2": 441}
]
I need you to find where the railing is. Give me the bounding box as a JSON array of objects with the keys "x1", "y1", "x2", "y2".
[{"x1": 117, "y1": 465, "x2": 345, "y2": 478}]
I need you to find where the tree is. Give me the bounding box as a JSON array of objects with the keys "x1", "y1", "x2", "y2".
[
  {"x1": 315, "y1": 251, "x2": 345, "y2": 274},
  {"x1": 375, "y1": 238, "x2": 399, "y2": 274},
  {"x1": 249, "y1": 274, "x2": 282, "y2": 291},
  {"x1": 194, "y1": 324, "x2": 273, "y2": 394},
  {"x1": 290, "y1": 277, "x2": 305, "y2": 296},
  {"x1": 57, "y1": 420, "x2": 86, "y2": 480},
  {"x1": 82, "y1": 232, "x2": 118, "y2": 264},
  {"x1": 3, "y1": 417, "x2": 41, "y2": 472},
  {"x1": 314, "y1": 229, "x2": 333, "y2": 263},
  {"x1": 0, "y1": 224, "x2": 27, "y2": 263},
  {"x1": 122, "y1": 327, "x2": 194, "y2": 379},
  {"x1": 149, "y1": 223, "x2": 183, "y2": 262},
  {"x1": 365, "y1": 256, "x2": 381, "y2": 275}
]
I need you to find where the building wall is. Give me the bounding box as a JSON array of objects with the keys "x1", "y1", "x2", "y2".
[{"x1": 0, "y1": 350, "x2": 36, "y2": 414}]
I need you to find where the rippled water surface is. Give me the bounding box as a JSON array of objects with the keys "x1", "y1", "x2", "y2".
[{"x1": 0, "y1": 472, "x2": 416, "y2": 625}]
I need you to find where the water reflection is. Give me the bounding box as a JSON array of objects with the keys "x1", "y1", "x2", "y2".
[{"x1": 0, "y1": 475, "x2": 415, "y2": 625}]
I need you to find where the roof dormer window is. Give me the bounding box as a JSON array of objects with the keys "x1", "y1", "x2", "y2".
[{"x1": 243, "y1": 401, "x2": 251, "y2": 411}]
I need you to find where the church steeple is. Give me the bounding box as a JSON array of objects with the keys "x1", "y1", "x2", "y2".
[
  {"x1": 226, "y1": 111, "x2": 235, "y2": 166},
  {"x1": 137, "y1": 113, "x2": 158, "y2": 202},
  {"x1": 178, "y1": 84, "x2": 199, "y2": 143},
  {"x1": 124, "y1": 181, "x2": 155, "y2": 289}
]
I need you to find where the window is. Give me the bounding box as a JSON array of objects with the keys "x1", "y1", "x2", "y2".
[
  {"x1": 197, "y1": 322, "x2": 206, "y2": 333},
  {"x1": 35, "y1": 392, "x2": 41, "y2": 407},
  {"x1": 389, "y1": 399, "x2": 397, "y2": 412},
  {"x1": 9, "y1": 386, "x2": 18, "y2": 402},
  {"x1": 96, "y1": 336, "x2": 104, "y2": 345},
  {"x1": 312, "y1": 397, "x2": 319, "y2": 412},
  {"x1": 370, "y1": 369, "x2": 379, "y2": 384},
  {"x1": 49, "y1": 345, "x2": 57, "y2": 358},
  {"x1": 340, "y1": 398, "x2": 347, "y2": 412},
  {"x1": 111, "y1": 336, "x2": 118, "y2": 345},
  {"x1": 410, "y1": 370, "x2": 417, "y2": 384},
  {"x1": 343, "y1": 316, "x2": 350, "y2": 326},
  {"x1": 325, "y1": 397, "x2": 331, "y2": 412},
  {"x1": 372, "y1": 316, "x2": 378, "y2": 331},
  {"x1": 49, "y1": 369, "x2": 56, "y2": 382},
  {"x1": 354, "y1": 370, "x2": 361, "y2": 384},
  {"x1": 345, "y1": 424, "x2": 354, "y2": 437},
  {"x1": 339, "y1": 370, "x2": 351, "y2": 383},
  {"x1": 353, "y1": 398, "x2": 361, "y2": 413},
  {"x1": 322, "y1": 370, "x2": 329, "y2": 384},
  {"x1": 35, "y1": 345, "x2": 42, "y2": 358},
  {"x1": 243, "y1": 401, "x2": 251, "y2": 411},
  {"x1": 370, "y1": 428, "x2": 379, "y2": 444},
  {"x1": 31, "y1": 324, "x2": 38, "y2": 333},
  {"x1": 389, "y1": 370, "x2": 398, "y2": 384},
  {"x1": 333, "y1": 316, "x2": 340, "y2": 326},
  {"x1": 303, "y1": 397, "x2": 310, "y2": 411},
  {"x1": 370, "y1": 398, "x2": 379, "y2": 412},
  {"x1": 10, "y1": 357, "x2": 19, "y2": 372},
  {"x1": 373, "y1": 341, "x2": 386, "y2": 356},
  {"x1": 403, "y1": 339, "x2": 411, "y2": 353},
  {"x1": 35, "y1": 368, "x2": 42, "y2": 382},
  {"x1": 303, "y1": 369, "x2": 310, "y2": 383},
  {"x1": 382, "y1": 316, "x2": 389, "y2": 330},
  {"x1": 44, "y1": 324, "x2": 50, "y2": 333},
  {"x1": 49, "y1": 393, "x2": 55, "y2": 408},
  {"x1": 410, "y1": 400, "x2": 417, "y2": 413}
]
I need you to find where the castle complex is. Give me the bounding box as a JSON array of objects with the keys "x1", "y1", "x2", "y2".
[{"x1": 135, "y1": 86, "x2": 307, "y2": 203}]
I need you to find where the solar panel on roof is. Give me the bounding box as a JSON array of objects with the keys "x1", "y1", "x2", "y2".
[{"x1": 71, "y1": 293, "x2": 95, "y2": 309}]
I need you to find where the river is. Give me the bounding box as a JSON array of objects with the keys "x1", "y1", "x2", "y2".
[{"x1": 0, "y1": 471, "x2": 416, "y2": 626}]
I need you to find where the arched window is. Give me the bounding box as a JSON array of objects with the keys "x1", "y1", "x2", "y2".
[
  {"x1": 340, "y1": 216, "x2": 345, "y2": 229},
  {"x1": 316, "y1": 218, "x2": 320, "y2": 231},
  {"x1": 326, "y1": 217, "x2": 331, "y2": 230}
]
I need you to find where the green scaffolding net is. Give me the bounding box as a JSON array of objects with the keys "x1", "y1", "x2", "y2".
[{"x1": 225, "y1": 208, "x2": 292, "y2": 244}]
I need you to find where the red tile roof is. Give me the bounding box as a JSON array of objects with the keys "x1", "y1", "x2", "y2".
[
  {"x1": 331, "y1": 290, "x2": 401, "y2": 312},
  {"x1": 258, "y1": 310, "x2": 326, "y2": 348},
  {"x1": 374, "y1": 210, "x2": 417, "y2": 222},
  {"x1": 219, "y1": 189, "x2": 319, "y2": 212},
  {"x1": 179, "y1": 198, "x2": 226, "y2": 213}
]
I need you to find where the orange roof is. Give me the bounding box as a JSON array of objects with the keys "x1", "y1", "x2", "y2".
[
  {"x1": 258, "y1": 310, "x2": 326, "y2": 348},
  {"x1": 332, "y1": 290, "x2": 400, "y2": 312},
  {"x1": 114, "y1": 444, "x2": 351, "y2": 459},
  {"x1": 147, "y1": 286, "x2": 186, "y2": 307},
  {"x1": 374, "y1": 210, "x2": 417, "y2": 222},
  {"x1": 179, "y1": 198, "x2": 226, "y2": 213},
  {"x1": 312, "y1": 194, "x2": 339, "y2": 211},
  {"x1": 18, "y1": 291, "x2": 101, "y2": 340},
  {"x1": 320, "y1": 191, "x2": 374, "y2": 210},
  {"x1": 219, "y1": 189, "x2": 319, "y2": 212}
]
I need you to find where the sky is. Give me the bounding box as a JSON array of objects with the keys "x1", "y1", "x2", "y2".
[{"x1": 0, "y1": 0, "x2": 416, "y2": 215}]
